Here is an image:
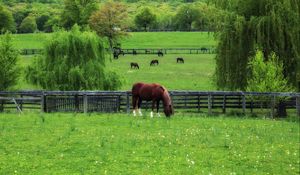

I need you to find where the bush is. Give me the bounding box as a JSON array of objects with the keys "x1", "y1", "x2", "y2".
[
  {"x1": 0, "y1": 5, "x2": 16, "y2": 32},
  {"x1": 19, "y1": 15, "x2": 37, "y2": 33},
  {"x1": 246, "y1": 50, "x2": 295, "y2": 93},
  {"x1": 246, "y1": 50, "x2": 295, "y2": 117},
  {"x1": 0, "y1": 32, "x2": 19, "y2": 90},
  {"x1": 26, "y1": 25, "x2": 122, "y2": 91}
]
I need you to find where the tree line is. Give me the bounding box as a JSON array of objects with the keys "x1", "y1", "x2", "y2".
[{"x1": 0, "y1": 0, "x2": 223, "y2": 34}]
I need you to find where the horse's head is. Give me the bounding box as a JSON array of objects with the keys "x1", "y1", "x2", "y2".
[{"x1": 162, "y1": 89, "x2": 174, "y2": 117}]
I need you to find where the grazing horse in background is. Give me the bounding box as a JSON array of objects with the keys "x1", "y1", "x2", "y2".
[
  {"x1": 177, "y1": 57, "x2": 184, "y2": 63},
  {"x1": 133, "y1": 49, "x2": 137, "y2": 55},
  {"x1": 130, "y1": 62, "x2": 139, "y2": 69},
  {"x1": 132, "y1": 82, "x2": 174, "y2": 117},
  {"x1": 200, "y1": 47, "x2": 208, "y2": 53},
  {"x1": 157, "y1": 50, "x2": 164, "y2": 57},
  {"x1": 150, "y1": 59, "x2": 159, "y2": 66}
]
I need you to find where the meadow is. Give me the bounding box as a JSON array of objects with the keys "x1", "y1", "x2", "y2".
[
  {"x1": 17, "y1": 53, "x2": 216, "y2": 91},
  {"x1": 0, "y1": 113, "x2": 299, "y2": 174},
  {"x1": 10, "y1": 32, "x2": 216, "y2": 49}
]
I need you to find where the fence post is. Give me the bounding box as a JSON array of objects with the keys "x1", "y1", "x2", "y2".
[
  {"x1": 197, "y1": 95, "x2": 200, "y2": 112},
  {"x1": 20, "y1": 94, "x2": 23, "y2": 111},
  {"x1": 242, "y1": 95, "x2": 246, "y2": 115},
  {"x1": 222, "y1": 95, "x2": 226, "y2": 114},
  {"x1": 208, "y1": 94, "x2": 212, "y2": 115},
  {"x1": 126, "y1": 92, "x2": 130, "y2": 114},
  {"x1": 270, "y1": 95, "x2": 276, "y2": 118},
  {"x1": 40, "y1": 92, "x2": 45, "y2": 112},
  {"x1": 296, "y1": 97, "x2": 300, "y2": 117},
  {"x1": 83, "y1": 94, "x2": 88, "y2": 114}
]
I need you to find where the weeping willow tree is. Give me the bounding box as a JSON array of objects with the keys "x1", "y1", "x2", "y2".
[
  {"x1": 26, "y1": 26, "x2": 122, "y2": 90},
  {"x1": 215, "y1": 0, "x2": 300, "y2": 91}
]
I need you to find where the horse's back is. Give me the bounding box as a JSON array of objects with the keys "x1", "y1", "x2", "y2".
[{"x1": 132, "y1": 83, "x2": 164, "y2": 100}]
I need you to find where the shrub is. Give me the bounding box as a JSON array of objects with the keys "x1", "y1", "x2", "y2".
[
  {"x1": 19, "y1": 15, "x2": 37, "y2": 33},
  {"x1": 0, "y1": 32, "x2": 19, "y2": 90},
  {"x1": 26, "y1": 25, "x2": 122, "y2": 91}
]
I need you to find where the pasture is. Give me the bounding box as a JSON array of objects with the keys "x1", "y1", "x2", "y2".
[
  {"x1": 0, "y1": 113, "x2": 299, "y2": 174},
  {"x1": 16, "y1": 54, "x2": 216, "y2": 91},
  {"x1": 10, "y1": 32, "x2": 216, "y2": 49}
]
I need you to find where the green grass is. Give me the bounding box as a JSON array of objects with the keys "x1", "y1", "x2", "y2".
[
  {"x1": 0, "y1": 113, "x2": 299, "y2": 174},
  {"x1": 16, "y1": 54, "x2": 216, "y2": 91},
  {"x1": 108, "y1": 54, "x2": 216, "y2": 90},
  {"x1": 121, "y1": 32, "x2": 216, "y2": 49},
  {"x1": 9, "y1": 32, "x2": 216, "y2": 50},
  {"x1": 11, "y1": 32, "x2": 217, "y2": 91}
]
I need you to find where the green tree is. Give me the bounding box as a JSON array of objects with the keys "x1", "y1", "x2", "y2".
[
  {"x1": 247, "y1": 50, "x2": 294, "y2": 93},
  {"x1": 19, "y1": 15, "x2": 37, "y2": 33},
  {"x1": 0, "y1": 5, "x2": 16, "y2": 32},
  {"x1": 36, "y1": 14, "x2": 50, "y2": 31},
  {"x1": 173, "y1": 4, "x2": 200, "y2": 31},
  {"x1": 215, "y1": 0, "x2": 300, "y2": 91},
  {"x1": 134, "y1": 7, "x2": 157, "y2": 31},
  {"x1": 89, "y1": 1, "x2": 128, "y2": 50},
  {"x1": 246, "y1": 50, "x2": 295, "y2": 117},
  {"x1": 0, "y1": 32, "x2": 19, "y2": 91},
  {"x1": 26, "y1": 26, "x2": 122, "y2": 90},
  {"x1": 61, "y1": 0, "x2": 97, "y2": 29}
]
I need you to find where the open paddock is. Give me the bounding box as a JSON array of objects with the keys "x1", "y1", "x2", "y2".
[{"x1": 0, "y1": 114, "x2": 299, "y2": 174}]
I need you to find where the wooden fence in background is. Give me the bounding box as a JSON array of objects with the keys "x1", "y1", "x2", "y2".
[
  {"x1": 21, "y1": 48, "x2": 216, "y2": 55},
  {"x1": 0, "y1": 91, "x2": 299, "y2": 117}
]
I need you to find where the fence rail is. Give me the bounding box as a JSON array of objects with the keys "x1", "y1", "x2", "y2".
[
  {"x1": 21, "y1": 47, "x2": 216, "y2": 55},
  {"x1": 1, "y1": 91, "x2": 299, "y2": 117}
]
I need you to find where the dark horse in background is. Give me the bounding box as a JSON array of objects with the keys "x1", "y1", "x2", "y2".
[
  {"x1": 130, "y1": 62, "x2": 139, "y2": 69},
  {"x1": 150, "y1": 59, "x2": 159, "y2": 66},
  {"x1": 177, "y1": 57, "x2": 184, "y2": 63},
  {"x1": 157, "y1": 50, "x2": 164, "y2": 57},
  {"x1": 132, "y1": 83, "x2": 174, "y2": 117}
]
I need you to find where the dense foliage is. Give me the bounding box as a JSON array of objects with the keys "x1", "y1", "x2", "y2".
[
  {"x1": 247, "y1": 50, "x2": 294, "y2": 93},
  {"x1": 0, "y1": 5, "x2": 15, "y2": 32},
  {"x1": 26, "y1": 26, "x2": 122, "y2": 90},
  {"x1": 89, "y1": 1, "x2": 128, "y2": 49},
  {"x1": 0, "y1": 1, "x2": 221, "y2": 33},
  {"x1": 134, "y1": 7, "x2": 156, "y2": 31},
  {"x1": 0, "y1": 32, "x2": 19, "y2": 90},
  {"x1": 215, "y1": 0, "x2": 300, "y2": 91}
]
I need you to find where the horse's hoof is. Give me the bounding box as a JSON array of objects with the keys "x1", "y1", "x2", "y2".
[{"x1": 150, "y1": 112, "x2": 154, "y2": 118}]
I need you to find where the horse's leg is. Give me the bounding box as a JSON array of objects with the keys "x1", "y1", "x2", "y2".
[
  {"x1": 151, "y1": 100, "x2": 156, "y2": 118},
  {"x1": 156, "y1": 100, "x2": 161, "y2": 117},
  {"x1": 132, "y1": 96, "x2": 137, "y2": 116},
  {"x1": 138, "y1": 98, "x2": 143, "y2": 116}
]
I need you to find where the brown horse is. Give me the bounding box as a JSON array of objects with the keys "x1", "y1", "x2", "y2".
[
  {"x1": 132, "y1": 82, "x2": 174, "y2": 117},
  {"x1": 150, "y1": 60, "x2": 159, "y2": 66},
  {"x1": 130, "y1": 62, "x2": 139, "y2": 69}
]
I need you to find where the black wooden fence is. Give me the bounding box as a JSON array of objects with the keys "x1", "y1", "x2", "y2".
[
  {"x1": 21, "y1": 48, "x2": 216, "y2": 55},
  {"x1": 0, "y1": 91, "x2": 299, "y2": 117}
]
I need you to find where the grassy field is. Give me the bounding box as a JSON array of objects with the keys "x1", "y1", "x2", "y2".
[
  {"x1": 108, "y1": 54, "x2": 216, "y2": 90},
  {"x1": 10, "y1": 32, "x2": 216, "y2": 49},
  {"x1": 16, "y1": 54, "x2": 216, "y2": 91},
  {"x1": 0, "y1": 113, "x2": 299, "y2": 174}
]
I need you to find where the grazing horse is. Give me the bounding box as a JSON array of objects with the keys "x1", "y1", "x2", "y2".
[
  {"x1": 150, "y1": 59, "x2": 159, "y2": 66},
  {"x1": 133, "y1": 49, "x2": 137, "y2": 55},
  {"x1": 158, "y1": 50, "x2": 164, "y2": 57},
  {"x1": 200, "y1": 47, "x2": 208, "y2": 53},
  {"x1": 177, "y1": 57, "x2": 184, "y2": 63},
  {"x1": 130, "y1": 62, "x2": 139, "y2": 69},
  {"x1": 132, "y1": 82, "x2": 174, "y2": 117}
]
